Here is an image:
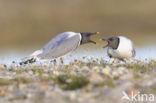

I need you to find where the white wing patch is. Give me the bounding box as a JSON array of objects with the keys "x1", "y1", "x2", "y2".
[{"x1": 37, "y1": 32, "x2": 81, "y2": 60}]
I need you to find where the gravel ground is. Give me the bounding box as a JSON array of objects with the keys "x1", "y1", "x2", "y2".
[{"x1": 0, "y1": 58, "x2": 156, "y2": 103}]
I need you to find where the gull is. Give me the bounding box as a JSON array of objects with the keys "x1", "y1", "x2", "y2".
[
  {"x1": 102, "y1": 36, "x2": 136, "y2": 62},
  {"x1": 20, "y1": 31, "x2": 99, "y2": 65}
]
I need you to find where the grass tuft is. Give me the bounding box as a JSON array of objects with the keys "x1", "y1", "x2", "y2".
[{"x1": 53, "y1": 74, "x2": 89, "y2": 90}]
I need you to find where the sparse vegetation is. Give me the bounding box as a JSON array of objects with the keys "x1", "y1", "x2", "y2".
[
  {"x1": 0, "y1": 59, "x2": 155, "y2": 103},
  {"x1": 53, "y1": 74, "x2": 89, "y2": 90},
  {"x1": 124, "y1": 62, "x2": 156, "y2": 72}
]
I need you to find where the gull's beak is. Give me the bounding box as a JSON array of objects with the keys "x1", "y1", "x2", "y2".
[
  {"x1": 89, "y1": 32, "x2": 100, "y2": 45},
  {"x1": 89, "y1": 40, "x2": 97, "y2": 44},
  {"x1": 102, "y1": 38, "x2": 110, "y2": 48},
  {"x1": 90, "y1": 32, "x2": 100, "y2": 35}
]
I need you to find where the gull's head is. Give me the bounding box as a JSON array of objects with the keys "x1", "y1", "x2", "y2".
[
  {"x1": 80, "y1": 32, "x2": 99, "y2": 45},
  {"x1": 102, "y1": 36, "x2": 119, "y2": 49}
]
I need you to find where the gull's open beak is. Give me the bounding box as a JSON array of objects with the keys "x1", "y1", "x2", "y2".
[
  {"x1": 102, "y1": 38, "x2": 110, "y2": 48},
  {"x1": 89, "y1": 32, "x2": 100, "y2": 45},
  {"x1": 89, "y1": 40, "x2": 97, "y2": 44}
]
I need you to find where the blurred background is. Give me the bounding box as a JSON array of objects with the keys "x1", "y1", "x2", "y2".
[{"x1": 0, "y1": 0, "x2": 156, "y2": 63}]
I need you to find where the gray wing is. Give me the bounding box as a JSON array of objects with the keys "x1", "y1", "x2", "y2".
[{"x1": 37, "y1": 32, "x2": 81, "y2": 59}]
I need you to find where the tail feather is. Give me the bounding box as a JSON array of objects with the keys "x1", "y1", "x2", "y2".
[
  {"x1": 19, "y1": 50, "x2": 42, "y2": 65},
  {"x1": 19, "y1": 57, "x2": 36, "y2": 65}
]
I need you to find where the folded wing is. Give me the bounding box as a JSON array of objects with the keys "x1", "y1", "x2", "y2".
[{"x1": 37, "y1": 32, "x2": 81, "y2": 60}]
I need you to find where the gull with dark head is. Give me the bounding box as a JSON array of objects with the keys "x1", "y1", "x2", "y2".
[
  {"x1": 20, "y1": 31, "x2": 99, "y2": 65},
  {"x1": 102, "y1": 36, "x2": 136, "y2": 62}
]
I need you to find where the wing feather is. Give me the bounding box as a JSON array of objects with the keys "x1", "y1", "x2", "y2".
[{"x1": 37, "y1": 32, "x2": 81, "y2": 59}]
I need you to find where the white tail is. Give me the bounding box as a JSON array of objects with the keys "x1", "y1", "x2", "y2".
[{"x1": 20, "y1": 50, "x2": 42, "y2": 65}]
